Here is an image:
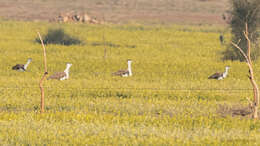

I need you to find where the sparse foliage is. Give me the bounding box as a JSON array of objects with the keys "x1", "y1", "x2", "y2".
[{"x1": 223, "y1": 0, "x2": 260, "y2": 61}]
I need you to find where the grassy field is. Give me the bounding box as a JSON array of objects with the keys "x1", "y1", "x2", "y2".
[{"x1": 0, "y1": 20, "x2": 260, "y2": 145}]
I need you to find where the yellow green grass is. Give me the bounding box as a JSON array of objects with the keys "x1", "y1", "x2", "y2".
[{"x1": 0, "y1": 21, "x2": 260, "y2": 145}]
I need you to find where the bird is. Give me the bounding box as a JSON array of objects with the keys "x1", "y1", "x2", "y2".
[
  {"x1": 12, "y1": 58, "x2": 32, "y2": 71},
  {"x1": 47, "y1": 63, "x2": 72, "y2": 80},
  {"x1": 219, "y1": 34, "x2": 224, "y2": 45},
  {"x1": 208, "y1": 66, "x2": 230, "y2": 80},
  {"x1": 112, "y1": 59, "x2": 132, "y2": 77}
]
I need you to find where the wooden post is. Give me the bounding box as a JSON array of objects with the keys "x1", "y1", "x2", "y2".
[
  {"x1": 231, "y1": 23, "x2": 259, "y2": 119},
  {"x1": 37, "y1": 32, "x2": 48, "y2": 113}
]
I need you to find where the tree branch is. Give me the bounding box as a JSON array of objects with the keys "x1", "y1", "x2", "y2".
[
  {"x1": 37, "y1": 32, "x2": 48, "y2": 113},
  {"x1": 231, "y1": 42, "x2": 249, "y2": 63}
]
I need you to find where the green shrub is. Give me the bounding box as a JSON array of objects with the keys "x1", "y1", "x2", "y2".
[
  {"x1": 36, "y1": 28, "x2": 81, "y2": 46},
  {"x1": 223, "y1": 0, "x2": 260, "y2": 61}
]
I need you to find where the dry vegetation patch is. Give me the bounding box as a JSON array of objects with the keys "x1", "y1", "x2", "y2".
[
  {"x1": 53, "y1": 11, "x2": 101, "y2": 24},
  {"x1": 217, "y1": 104, "x2": 255, "y2": 118}
]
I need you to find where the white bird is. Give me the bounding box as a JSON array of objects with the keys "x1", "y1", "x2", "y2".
[
  {"x1": 112, "y1": 60, "x2": 132, "y2": 77},
  {"x1": 47, "y1": 63, "x2": 72, "y2": 80},
  {"x1": 12, "y1": 58, "x2": 32, "y2": 71},
  {"x1": 208, "y1": 66, "x2": 230, "y2": 80}
]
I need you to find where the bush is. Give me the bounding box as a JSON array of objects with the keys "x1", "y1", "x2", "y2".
[
  {"x1": 36, "y1": 28, "x2": 81, "y2": 46},
  {"x1": 223, "y1": 0, "x2": 260, "y2": 61}
]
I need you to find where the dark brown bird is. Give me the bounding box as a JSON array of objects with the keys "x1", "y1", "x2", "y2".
[
  {"x1": 12, "y1": 58, "x2": 32, "y2": 71},
  {"x1": 219, "y1": 35, "x2": 224, "y2": 45}
]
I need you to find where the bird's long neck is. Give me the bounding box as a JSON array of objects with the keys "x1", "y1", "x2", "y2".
[
  {"x1": 223, "y1": 68, "x2": 229, "y2": 77},
  {"x1": 24, "y1": 60, "x2": 32, "y2": 70},
  {"x1": 64, "y1": 65, "x2": 71, "y2": 77},
  {"x1": 128, "y1": 62, "x2": 132, "y2": 76}
]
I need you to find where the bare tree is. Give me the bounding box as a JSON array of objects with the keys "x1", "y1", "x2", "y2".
[{"x1": 231, "y1": 23, "x2": 259, "y2": 119}]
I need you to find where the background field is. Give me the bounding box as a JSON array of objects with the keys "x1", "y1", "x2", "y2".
[
  {"x1": 0, "y1": 0, "x2": 229, "y2": 24},
  {"x1": 0, "y1": 21, "x2": 259, "y2": 145}
]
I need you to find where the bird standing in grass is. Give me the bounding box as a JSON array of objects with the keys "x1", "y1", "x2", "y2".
[
  {"x1": 208, "y1": 66, "x2": 230, "y2": 80},
  {"x1": 12, "y1": 58, "x2": 32, "y2": 72},
  {"x1": 112, "y1": 59, "x2": 132, "y2": 77},
  {"x1": 219, "y1": 34, "x2": 224, "y2": 45},
  {"x1": 47, "y1": 63, "x2": 72, "y2": 80}
]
